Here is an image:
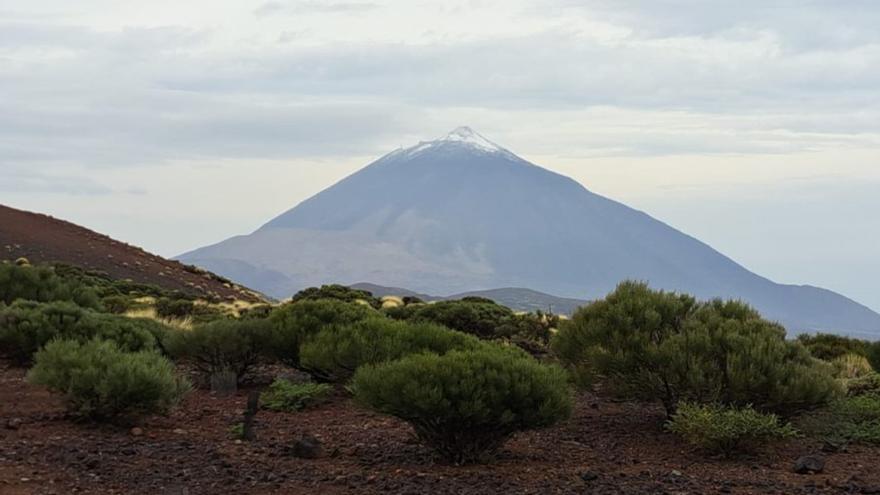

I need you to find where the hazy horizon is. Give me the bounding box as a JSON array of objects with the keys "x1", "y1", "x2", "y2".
[{"x1": 2, "y1": 1, "x2": 878, "y2": 312}]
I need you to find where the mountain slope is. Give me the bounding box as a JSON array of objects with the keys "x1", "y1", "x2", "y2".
[
  {"x1": 0, "y1": 204, "x2": 264, "y2": 302},
  {"x1": 180, "y1": 127, "x2": 880, "y2": 337}
]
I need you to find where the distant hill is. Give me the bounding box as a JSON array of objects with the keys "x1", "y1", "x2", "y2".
[
  {"x1": 0, "y1": 204, "x2": 264, "y2": 302},
  {"x1": 180, "y1": 127, "x2": 880, "y2": 337},
  {"x1": 351, "y1": 283, "x2": 587, "y2": 315}
]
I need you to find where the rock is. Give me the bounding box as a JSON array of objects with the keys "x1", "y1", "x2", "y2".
[
  {"x1": 794, "y1": 455, "x2": 825, "y2": 474},
  {"x1": 172, "y1": 428, "x2": 187, "y2": 435},
  {"x1": 671, "y1": 470, "x2": 683, "y2": 477},
  {"x1": 862, "y1": 486, "x2": 880, "y2": 495},
  {"x1": 6, "y1": 418, "x2": 22, "y2": 430},
  {"x1": 291, "y1": 434, "x2": 324, "y2": 459},
  {"x1": 130, "y1": 427, "x2": 144, "y2": 437},
  {"x1": 580, "y1": 471, "x2": 599, "y2": 482}
]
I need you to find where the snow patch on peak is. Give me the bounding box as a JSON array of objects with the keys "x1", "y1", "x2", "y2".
[
  {"x1": 396, "y1": 126, "x2": 512, "y2": 159},
  {"x1": 440, "y1": 126, "x2": 502, "y2": 152}
]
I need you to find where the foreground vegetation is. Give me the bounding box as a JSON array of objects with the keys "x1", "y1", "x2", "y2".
[{"x1": 3, "y1": 262, "x2": 880, "y2": 462}]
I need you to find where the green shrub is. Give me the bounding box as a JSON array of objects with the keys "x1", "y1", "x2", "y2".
[
  {"x1": 553, "y1": 282, "x2": 840, "y2": 417},
  {"x1": 0, "y1": 264, "x2": 101, "y2": 309},
  {"x1": 261, "y1": 380, "x2": 332, "y2": 412},
  {"x1": 845, "y1": 373, "x2": 880, "y2": 397},
  {"x1": 667, "y1": 402, "x2": 797, "y2": 456},
  {"x1": 268, "y1": 299, "x2": 375, "y2": 368},
  {"x1": 300, "y1": 318, "x2": 483, "y2": 381},
  {"x1": 797, "y1": 333, "x2": 871, "y2": 362},
  {"x1": 0, "y1": 301, "x2": 163, "y2": 365},
  {"x1": 27, "y1": 339, "x2": 190, "y2": 421},
  {"x1": 352, "y1": 347, "x2": 572, "y2": 464},
  {"x1": 386, "y1": 299, "x2": 515, "y2": 339},
  {"x1": 799, "y1": 394, "x2": 880, "y2": 447},
  {"x1": 164, "y1": 318, "x2": 273, "y2": 381},
  {"x1": 155, "y1": 297, "x2": 195, "y2": 318},
  {"x1": 291, "y1": 284, "x2": 380, "y2": 308}
]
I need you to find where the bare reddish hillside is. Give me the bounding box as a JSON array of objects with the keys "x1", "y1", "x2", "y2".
[{"x1": 0, "y1": 204, "x2": 264, "y2": 302}]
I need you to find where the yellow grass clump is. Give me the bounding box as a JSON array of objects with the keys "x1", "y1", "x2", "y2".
[{"x1": 833, "y1": 353, "x2": 874, "y2": 379}]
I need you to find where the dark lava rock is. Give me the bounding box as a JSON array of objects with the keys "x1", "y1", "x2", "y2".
[
  {"x1": 291, "y1": 434, "x2": 324, "y2": 459},
  {"x1": 581, "y1": 471, "x2": 599, "y2": 482},
  {"x1": 6, "y1": 418, "x2": 23, "y2": 430},
  {"x1": 793, "y1": 455, "x2": 825, "y2": 474}
]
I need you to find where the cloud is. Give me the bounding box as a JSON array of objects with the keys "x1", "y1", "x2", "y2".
[{"x1": 254, "y1": 1, "x2": 378, "y2": 17}]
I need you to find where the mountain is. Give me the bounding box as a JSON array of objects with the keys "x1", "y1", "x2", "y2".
[
  {"x1": 0, "y1": 204, "x2": 265, "y2": 302},
  {"x1": 350, "y1": 282, "x2": 588, "y2": 315},
  {"x1": 179, "y1": 127, "x2": 880, "y2": 337}
]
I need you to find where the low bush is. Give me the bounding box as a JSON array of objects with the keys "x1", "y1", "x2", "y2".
[
  {"x1": 667, "y1": 402, "x2": 797, "y2": 457},
  {"x1": 164, "y1": 318, "x2": 273, "y2": 382},
  {"x1": 0, "y1": 301, "x2": 164, "y2": 365},
  {"x1": 553, "y1": 282, "x2": 840, "y2": 417},
  {"x1": 845, "y1": 373, "x2": 880, "y2": 397},
  {"x1": 291, "y1": 284, "x2": 380, "y2": 308},
  {"x1": 261, "y1": 380, "x2": 333, "y2": 412},
  {"x1": 799, "y1": 394, "x2": 880, "y2": 448},
  {"x1": 268, "y1": 299, "x2": 375, "y2": 368},
  {"x1": 352, "y1": 347, "x2": 572, "y2": 464},
  {"x1": 299, "y1": 318, "x2": 483, "y2": 382},
  {"x1": 797, "y1": 333, "x2": 871, "y2": 362},
  {"x1": 386, "y1": 299, "x2": 515, "y2": 339},
  {"x1": 27, "y1": 339, "x2": 190, "y2": 421},
  {"x1": 0, "y1": 264, "x2": 101, "y2": 309}
]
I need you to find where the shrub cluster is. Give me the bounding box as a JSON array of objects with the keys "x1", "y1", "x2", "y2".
[
  {"x1": 553, "y1": 281, "x2": 841, "y2": 417},
  {"x1": 386, "y1": 299, "x2": 515, "y2": 339},
  {"x1": 261, "y1": 379, "x2": 333, "y2": 412},
  {"x1": 0, "y1": 301, "x2": 165, "y2": 365},
  {"x1": 268, "y1": 299, "x2": 375, "y2": 368},
  {"x1": 799, "y1": 394, "x2": 880, "y2": 448},
  {"x1": 299, "y1": 318, "x2": 483, "y2": 381},
  {"x1": 28, "y1": 339, "x2": 190, "y2": 421},
  {"x1": 353, "y1": 347, "x2": 572, "y2": 464},
  {"x1": 667, "y1": 402, "x2": 797, "y2": 456},
  {"x1": 0, "y1": 264, "x2": 101, "y2": 309}
]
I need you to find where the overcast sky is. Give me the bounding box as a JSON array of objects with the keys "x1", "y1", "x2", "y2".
[{"x1": 2, "y1": 0, "x2": 879, "y2": 311}]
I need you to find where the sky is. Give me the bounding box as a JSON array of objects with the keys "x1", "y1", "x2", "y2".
[{"x1": 1, "y1": 0, "x2": 878, "y2": 311}]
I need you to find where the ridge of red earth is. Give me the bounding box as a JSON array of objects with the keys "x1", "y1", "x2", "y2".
[{"x1": 0, "y1": 204, "x2": 266, "y2": 303}]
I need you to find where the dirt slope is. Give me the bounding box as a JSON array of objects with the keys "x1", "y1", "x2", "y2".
[{"x1": 0, "y1": 204, "x2": 264, "y2": 302}]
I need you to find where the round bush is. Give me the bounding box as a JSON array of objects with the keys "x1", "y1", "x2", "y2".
[
  {"x1": 28, "y1": 339, "x2": 190, "y2": 421},
  {"x1": 300, "y1": 318, "x2": 483, "y2": 381},
  {"x1": 268, "y1": 299, "x2": 375, "y2": 367},
  {"x1": 352, "y1": 347, "x2": 572, "y2": 464}
]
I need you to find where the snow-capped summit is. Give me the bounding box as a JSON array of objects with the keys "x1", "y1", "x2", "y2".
[
  {"x1": 440, "y1": 126, "x2": 503, "y2": 152},
  {"x1": 402, "y1": 126, "x2": 510, "y2": 157}
]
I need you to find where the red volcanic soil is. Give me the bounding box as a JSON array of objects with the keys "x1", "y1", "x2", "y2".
[
  {"x1": 0, "y1": 204, "x2": 263, "y2": 302},
  {"x1": 2, "y1": 359, "x2": 879, "y2": 495}
]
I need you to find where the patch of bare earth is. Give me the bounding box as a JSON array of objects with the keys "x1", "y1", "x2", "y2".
[{"x1": 2, "y1": 359, "x2": 879, "y2": 494}]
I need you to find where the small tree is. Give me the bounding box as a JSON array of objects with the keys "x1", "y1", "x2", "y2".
[
  {"x1": 28, "y1": 339, "x2": 190, "y2": 421},
  {"x1": 268, "y1": 299, "x2": 374, "y2": 368},
  {"x1": 552, "y1": 281, "x2": 696, "y2": 415},
  {"x1": 164, "y1": 318, "x2": 273, "y2": 382},
  {"x1": 353, "y1": 347, "x2": 572, "y2": 464}
]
